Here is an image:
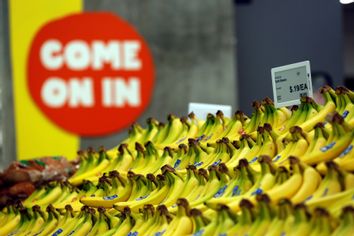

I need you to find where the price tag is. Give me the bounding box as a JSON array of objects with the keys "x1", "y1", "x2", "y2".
[
  {"x1": 188, "y1": 103, "x2": 232, "y2": 119},
  {"x1": 271, "y1": 61, "x2": 313, "y2": 108}
]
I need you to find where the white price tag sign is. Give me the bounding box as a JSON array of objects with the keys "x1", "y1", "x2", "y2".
[
  {"x1": 271, "y1": 61, "x2": 313, "y2": 108},
  {"x1": 188, "y1": 103, "x2": 232, "y2": 120}
]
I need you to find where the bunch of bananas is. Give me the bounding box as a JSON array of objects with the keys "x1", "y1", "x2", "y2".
[
  {"x1": 1, "y1": 195, "x2": 354, "y2": 236},
  {"x1": 2, "y1": 85, "x2": 354, "y2": 235}
]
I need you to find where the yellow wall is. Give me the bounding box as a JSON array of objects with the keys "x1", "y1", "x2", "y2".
[{"x1": 9, "y1": 0, "x2": 82, "y2": 159}]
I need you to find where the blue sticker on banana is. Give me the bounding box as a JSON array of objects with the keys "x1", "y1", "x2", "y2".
[
  {"x1": 305, "y1": 195, "x2": 313, "y2": 201},
  {"x1": 320, "y1": 142, "x2": 336, "y2": 152},
  {"x1": 232, "y1": 185, "x2": 241, "y2": 196},
  {"x1": 249, "y1": 157, "x2": 258, "y2": 164},
  {"x1": 136, "y1": 194, "x2": 149, "y2": 201},
  {"x1": 194, "y1": 161, "x2": 203, "y2": 167},
  {"x1": 193, "y1": 229, "x2": 204, "y2": 236},
  {"x1": 214, "y1": 185, "x2": 227, "y2": 198},
  {"x1": 342, "y1": 110, "x2": 349, "y2": 119},
  {"x1": 339, "y1": 145, "x2": 353, "y2": 157},
  {"x1": 52, "y1": 229, "x2": 63, "y2": 236},
  {"x1": 196, "y1": 135, "x2": 205, "y2": 142},
  {"x1": 273, "y1": 155, "x2": 281, "y2": 162},
  {"x1": 251, "y1": 188, "x2": 263, "y2": 196},
  {"x1": 154, "y1": 229, "x2": 166, "y2": 236},
  {"x1": 174, "y1": 159, "x2": 181, "y2": 168},
  {"x1": 128, "y1": 232, "x2": 138, "y2": 236},
  {"x1": 103, "y1": 194, "x2": 118, "y2": 200},
  {"x1": 176, "y1": 137, "x2": 186, "y2": 144},
  {"x1": 211, "y1": 159, "x2": 222, "y2": 167}
]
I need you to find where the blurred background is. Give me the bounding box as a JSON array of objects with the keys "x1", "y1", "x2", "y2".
[{"x1": 0, "y1": 0, "x2": 353, "y2": 168}]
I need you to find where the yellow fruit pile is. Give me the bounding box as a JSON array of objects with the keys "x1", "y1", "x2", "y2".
[{"x1": 1, "y1": 85, "x2": 354, "y2": 235}]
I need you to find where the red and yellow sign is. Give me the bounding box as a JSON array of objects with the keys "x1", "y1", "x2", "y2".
[
  {"x1": 9, "y1": 1, "x2": 154, "y2": 159},
  {"x1": 28, "y1": 13, "x2": 154, "y2": 136}
]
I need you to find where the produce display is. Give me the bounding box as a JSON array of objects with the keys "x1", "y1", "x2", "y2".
[{"x1": 1, "y1": 85, "x2": 354, "y2": 235}]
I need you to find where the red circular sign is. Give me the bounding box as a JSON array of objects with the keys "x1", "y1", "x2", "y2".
[{"x1": 28, "y1": 13, "x2": 154, "y2": 136}]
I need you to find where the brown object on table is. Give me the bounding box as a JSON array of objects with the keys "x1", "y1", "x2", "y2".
[{"x1": 0, "y1": 156, "x2": 77, "y2": 208}]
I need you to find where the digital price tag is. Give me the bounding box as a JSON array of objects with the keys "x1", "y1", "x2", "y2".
[
  {"x1": 271, "y1": 61, "x2": 313, "y2": 108},
  {"x1": 188, "y1": 103, "x2": 232, "y2": 119}
]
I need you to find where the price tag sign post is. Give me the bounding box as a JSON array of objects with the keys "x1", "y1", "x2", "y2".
[{"x1": 271, "y1": 61, "x2": 313, "y2": 108}]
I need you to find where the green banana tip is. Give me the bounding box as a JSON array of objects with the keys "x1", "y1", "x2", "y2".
[
  {"x1": 188, "y1": 112, "x2": 196, "y2": 119},
  {"x1": 238, "y1": 158, "x2": 249, "y2": 168},
  {"x1": 98, "y1": 207, "x2": 106, "y2": 213},
  {"x1": 314, "y1": 122, "x2": 325, "y2": 129},
  {"x1": 135, "y1": 142, "x2": 145, "y2": 152},
  {"x1": 331, "y1": 112, "x2": 344, "y2": 124},
  {"x1": 258, "y1": 155, "x2": 271, "y2": 163},
  {"x1": 218, "y1": 163, "x2": 229, "y2": 173},
  {"x1": 290, "y1": 105, "x2": 299, "y2": 112},
  {"x1": 278, "y1": 198, "x2": 292, "y2": 206},
  {"x1": 239, "y1": 199, "x2": 254, "y2": 209},
  {"x1": 263, "y1": 123, "x2": 272, "y2": 131},
  {"x1": 180, "y1": 116, "x2": 188, "y2": 123},
  {"x1": 289, "y1": 126, "x2": 301, "y2": 134},
  {"x1": 87, "y1": 146, "x2": 95, "y2": 154},
  {"x1": 341, "y1": 206, "x2": 354, "y2": 217},
  {"x1": 216, "y1": 110, "x2": 224, "y2": 118},
  {"x1": 190, "y1": 208, "x2": 202, "y2": 217},
  {"x1": 186, "y1": 164, "x2": 197, "y2": 171},
  {"x1": 118, "y1": 143, "x2": 128, "y2": 154},
  {"x1": 98, "y1": 146, "x2": 106, "y2": 153},
  {"x1": 216, "y1": 204, "x2": 230, "y2": 212},
  {"x1": 167, "y1": 114, "x2": 177, "y2": 122},
  {"x1": 256, "y1": 193, "x2": 271, "y2": 203},
  {"x1": 161, "y1": 164, "x2": 176, "y2": 174},
  {"x1": 198, "y1": 168, "x2": 209, "y2": 180},
  {"x1": 109, "y1": 170, "x2": 120, "y2": 178},
  {"x1": 263, "y1": 97, "x2": 274, "y2": 106},
  {"x1": 313, "y1": 207, "x2": 330, "y2": 217},
  {"x1": 176, "y1": 198, "x2": 189, "y2": 208},
  {"x1": 252, "y1": 100, "x2": 262, "y2": 109},
  {"x1": 257, "y1": 126, "x2": 265, "y2": 133},
  {"x1": 288, "y1": 156, "x2": 300, "y2": 165},
  {"x1": 320, "y1": 85, "x2": 333, "y2": 94}
]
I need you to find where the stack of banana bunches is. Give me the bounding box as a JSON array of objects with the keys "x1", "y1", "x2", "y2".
[{"x1": 2, "y1": 85, "x2": 354, "y2": 236}]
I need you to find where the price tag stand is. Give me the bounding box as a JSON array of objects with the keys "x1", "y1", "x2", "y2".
[{"x1": 271, "y1": 61, "x2": 313, "y2": 108}]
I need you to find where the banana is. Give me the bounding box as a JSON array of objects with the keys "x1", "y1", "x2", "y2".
[
  {"x1": 164, "y1": 199, "x2": 193, "y2": 236},
  {"x1": 28, "y1": 182, "x2": 63, "y2": 207},
  {"x1": 227, "y1": 199, "x2": 255, "y2": 235},
  {"x1": 144, "y1": 205, "x2": 172, "y2": 236},
  {"x1": 301, "y1": 114, "x2": 354, "y2": 165},
  {"x1": 299, "y1": 90, "x2": 337, "y2": 132},
  {"x1": 159, "y1": 114, "x2": 185, "y2": 145},
  {"x1": 0, "y1": 206, "x2": 21, "y2": 236},
  {"x1": 69, "y1": 148, "x2": 111, "y2": 185},
  {"x1": 35, "y1": 205, "x2": 60, "y2": 236},
  {"x1": 306, "y1": 162, "x2": 344, "y2": 204},
  {"x1": 24, "y1": 205, "x2": 46, "y2": 235},
  {"x1": 308, "y1": 208, "x2": 334, "y2": 236},
  {"x1": 265, "y1": 157, "x2": 303, "y2": 204},
  {"x1": 118, "y1": 123, "x2": 146, "y2": 151},
  {"x1": 331, "y1": 206, "x2": 354, "y2": 236},
  {"x1": 159, "y1": 166, "x2": 186, "y2": 207},
  {"x1": 189, "y1": 208, "x2": 210, "y2": 234},
  {"x1": 291, "y1": 165, "x2": 322, "y2": 204},
  {"x1": 70, "y1": 208, "x2": 95, "y2": 235},
  {"x1": 108, "y1": 143, "x2": 135, "y2": 172},
  {"x1": 222, "y1": 110, "x2": 248, "y2": 140},
  {"x1": 110, "y1": 207, "x2": 135, "y2": 236},
  {"x1": 264, "y1": 199, "x2": 294, "y2": 236},
  {"x1": 246, "y1": 194, "x2": 274, "y2": 236},
  {"x1": 207, "y1": 111, "x2": 229, "y2": 143},
  {"x1": 286, "y1": 204, "x2": 312, "y2": 236}
]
